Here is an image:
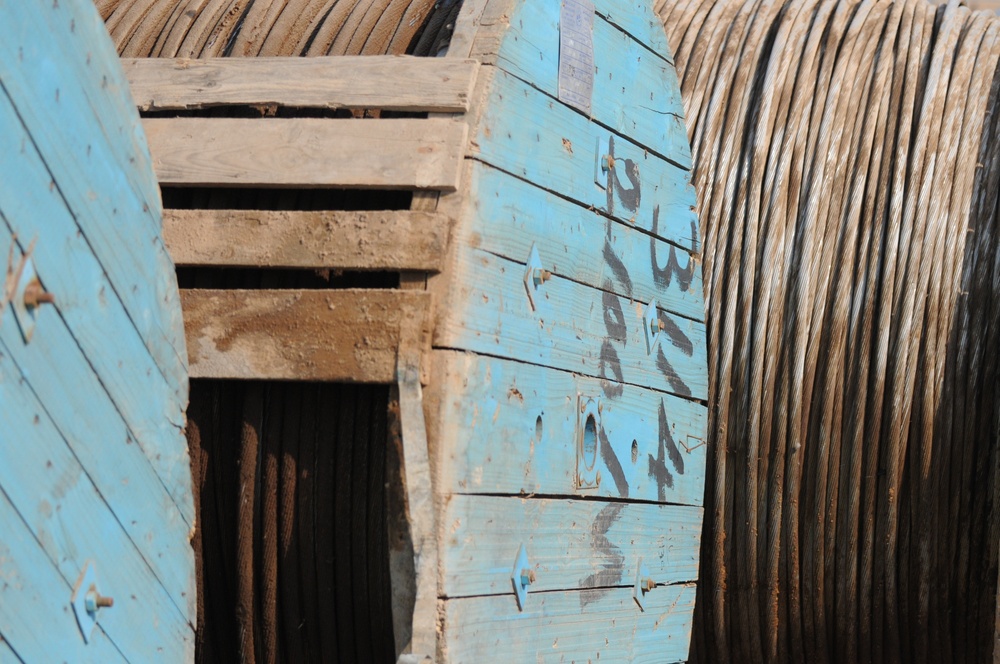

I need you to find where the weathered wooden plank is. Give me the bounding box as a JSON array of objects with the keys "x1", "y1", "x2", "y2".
[
  {"x1": 0, "y1": 348, "x2": 194, "y2": 661},
  {"x1": 0, "y1": 100, "x2": 193, "y2": 524},
  {"x1": 441, "y1": 495, "x2": 702, "y2": 597},
  {"x1": 437, "y1": 247, "x2": 708, "y2": 401},
  {"x1": 440, "y1": 582, "x2": 695, "y2": 663},
  {"x1": 144, "y1": 118, "x2": 468, "y2": 190},
  {"x1": 592, "y1": 0, "x2": 675, "y2": 62},
  {"x1": 470, "y1": 68, "x2": 699, "y2": 252},
  {"x1": 0, "y1": 638, "x2": 22, "y2": 663},
  {"x1": 182, "y1": 289, "x2": 432, "y2": 381},
  {"x1": 0, "y1": 232, "x2": 194, "y2": 621},
  {"x1": 123, "y1": 56, "x2": 480, "y2": 112},
  {"x1": 428, "y1": 351, "x2": 707, "y2": 505},
  {"x1": 0, "y1": 0, "x2": 188, "y2": 398},
  {"x1": 0, "y1": 494, "x2": 127, "y2": 663},
  {"x1": 492, "y1": 4, "x2": 688, "y2": 166},
  {"x1": 163, "y1": 208, "x2": 449, "y2": 271},
  {"x1": 461, "y1": 161, "x2": 703, "y2": 321}
]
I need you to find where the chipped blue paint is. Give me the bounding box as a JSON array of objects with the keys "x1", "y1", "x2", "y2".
[
  {"x1": 462, "y1": 162, "x2": 704, "y2": 320},
  {"x1": 496, "y1": 2, "x2": 688, "y2": 167},
  {"x1": 439, "y1": 248, "x2": 708, "y2": 400},
  {"x1": 434, "y1": 350, "x2": 707, "y2": 504},
  {"x1": 471, "y1": 69, "x2": 699, "y2": 252},
  {"x1": 0, "y1": 0, "x2": 193, "y2": 660}
]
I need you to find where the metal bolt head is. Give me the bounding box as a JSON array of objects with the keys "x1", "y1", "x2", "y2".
[
  {"x1": 643, "y1": 578, "x2": 656, "y2": 593},
  {"x1": 601, "y1": 154, "x2": 615, "y2": 172},
  {"x1": 520, "y1": 568, "x2": 536, "y2": 586},
  {"x1": 84, "y1": 589, "x2": 113, "y2": 613},
  {"x1": 532, "y1": 268, "x2": 551, "y2": 286},
  {"x1": 23, "y1": 278, "x2": 55, "y2": 309}
]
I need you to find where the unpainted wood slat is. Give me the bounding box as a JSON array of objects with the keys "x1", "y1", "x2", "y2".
[
  {"x1": 181, "y1": 289, "x2": 432, "y2": 381},
  {"x1": 123, "y1": 56, "x2": 479, "y2": 112},
  {"x1": 163, "y1": 208, "x2": 448, "y2": 270},
  {"x1": 427, "y1": 351, "x2": 708, "y2": 506},
  {"x1": 441, "y1": 495, "x2": 702, "y2": 597},
  {"x1": 144, "y1": 117, "x2": 467, "y2": 190},
  {"x1": 440, "y1": 582, "x2": 696, "y2": 663}
]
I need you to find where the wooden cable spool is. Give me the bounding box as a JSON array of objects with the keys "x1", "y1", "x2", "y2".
[
  {"x1": 0, "y1": 0, "x2": 194, "y2": 660},
  {"x1": 100, "y1": 0, "x2": 708, "y2": 661},
  {"x1": 656, "y1": 0, "x2": 1000, "y2": 661}
]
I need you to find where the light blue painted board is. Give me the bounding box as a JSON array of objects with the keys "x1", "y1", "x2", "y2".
[
  {"x1": 0, "y1": 493, "x2": 127, "y2": 664},
  {"x1": 441, "y1": 495, "x2": 701, "y2": 597},
  {"x1": 463, "y1": 161, "x2": 704, "y2": 321},
  {"x1": 0, "y1": 0, "x2": 188, "y2": 396},
  {"x1": 495, "y1": 3, "x2": 688, "y2": 167},
  {"x1": 471, "y1": 69, "x2": 699, "y2": 252},
  {"x1": 0, "y1": 90, "x2": 194, "y2": 525},
  {"x1": 438, "y1": 247, "x2": 708, "y2": 401},
  {"x1": 431, "y1": 351, "x2": 707, "y2": 505},
  {"x1": 0, "y1": 637, "x2": 23, "y2": 663},
  {"x1": 592, "y1": 0, "x2": 675, "y2": 62},
  {"x1": 440, "y1": 582, "x2": 695, "y2": 662},
  {"x1": 0, "y1": 349, "x2": 193, "y2": 661},
  {"x1": 0, "y1": 231, "x2": 194, "y2": 620}
]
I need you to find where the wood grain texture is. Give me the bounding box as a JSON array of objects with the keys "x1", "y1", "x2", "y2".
[
  {"x1": 0, "y1": 491, "x2": 129, "y2": 664},
  {"x1": 441, "y1": 495, "x2": 702, "y2": 597},
  {"x1": 0, "y1": 0, "x2": 188, "y2": 399},
  {"x1": 0, "y1": 228, "x2": 194, "y2": 620},
  {"x1": 439, "y1": 582, "x2": 696, "y2": 663},
  {"x1": 163, "y1": 208, "x2": 449, "y2": 271},
  {"x1": 437, "y1": 247, "x2": 708, "y2": 401},
  {"x1": 144, "y1": 117, "x2": 468, "y2": 190},
  {"x1": 428, "y1": 351, "x2": 707, "y2": 505},
  {"x1": 459, "y1": 161, "x2": 704, "y2": 321},
  {"x1": 123, "y1": 56, "x2": 480, "y2": 112},
  {"x1": 182, "y1": 289, "x2": 433, "y2": 381},
  {"x1": 490, "y1": 3, "x2": 688, "y2": 166},
  {"x1": 0, "y1": 348, "x2": 194, "y2": 662},
  {"x1": 0, "y1": 93, "x2": 194, "y2": 525},
  {"x1": 469, "y1": 68, "x2": 699, "y2": 252}
]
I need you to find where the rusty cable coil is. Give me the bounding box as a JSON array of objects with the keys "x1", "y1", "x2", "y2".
[{"x1": 657, "y1": 0, "x2": 1000, "y2": 661}]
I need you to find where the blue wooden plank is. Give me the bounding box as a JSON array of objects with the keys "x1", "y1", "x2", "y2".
[
  {"x1": 438, "y1": 247, "x2": 708, "y2": 401},
  {"x1": 0, "y1": 93, "x2": 194, "y2": 525},
  {"x1": 495, "y1": 3, "x2": 688, "y2": 167},
  {"x1": 463, "y1": 161, "x2": 704, "y2": 321},
  {"x1": 0, "y1": 0, "x2": 188, "y2": 398},
  {"x1": 0, "y1": 493, "x2": 127, "y2": 664},
  {"x1": 592, "y1": 0, "x2": 676, "y2": 62},
  {"x1": 430, "y1": 351, "x2": 707, "y2": 505},
  {"x1": 0, "y1": 231, "x2": 194, "y2": 622},
  {"x1": 472, "y1": 69, "x2": 699, "y2": 252},
  {"x1": 0, "y1": 349, "x2": 193, "y2": 661},
  {"x1": 440, "y1": 582, "x2": 695, "y2": 662},
  {"x1": 0, "y1": 637, "x2": 24, "y2": 663},
  {"x1": 441, "y1": 495, "x2": 702, "y2": 597}
]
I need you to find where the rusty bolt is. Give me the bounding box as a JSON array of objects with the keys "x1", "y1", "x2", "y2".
[
  {"x1": 23, "y1": 279, "x2": 55, "y2": 309},
  {"x1": 601, "y1": 155, "x2": 615, "y2": 172},
  {"x1": 85, "y1": 589, "x2": 114, "y2": 613},
  {"x1": 519, "y1": 568, "x2": 536, "y2": 587},
  {"x1": 595, "y1": 470, "x2": 602, "y2": 486},
  {"x1": 643, "y1": 578, "x2": 656, "y2": 593},
  {"x1": 532, "y1": 268, "x2": 551, "y2": 286}
]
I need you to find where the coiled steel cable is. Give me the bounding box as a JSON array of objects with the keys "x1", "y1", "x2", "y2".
[{"x1": 657, "y1": 1, "x2": 1000, "y2": 661}]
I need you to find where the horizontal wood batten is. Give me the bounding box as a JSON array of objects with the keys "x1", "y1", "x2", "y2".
[
  {"x1": 181, "y1": 289, "x2": 432, "y2": 381},
  {"x1": 144, "y1": 117, "x2": 467, "y2": 190},
  {"x1": 123, "y1": 56, "x2": 479, "y2": 112},
  {"x1": 163, "y1": 208, "x2": 448, "y2": 270}
]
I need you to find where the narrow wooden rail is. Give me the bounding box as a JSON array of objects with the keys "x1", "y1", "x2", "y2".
[
  {"x1": 163, "y1": 209, "x2": 449, "y2": 271},
  {"x1": 144, "y1": 117, "x2": 467, "y2": 190},
  {"x1": 122, "y1": 56, "x2": 479, "y2": 112},
  {"x1": 181, "y1": 289, "x2": 433, "y2": 382}
]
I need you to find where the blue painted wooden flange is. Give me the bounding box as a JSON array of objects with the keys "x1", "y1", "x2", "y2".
[{"x1": 0, "y1": 0, "x2": 194, "y2": 660}]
